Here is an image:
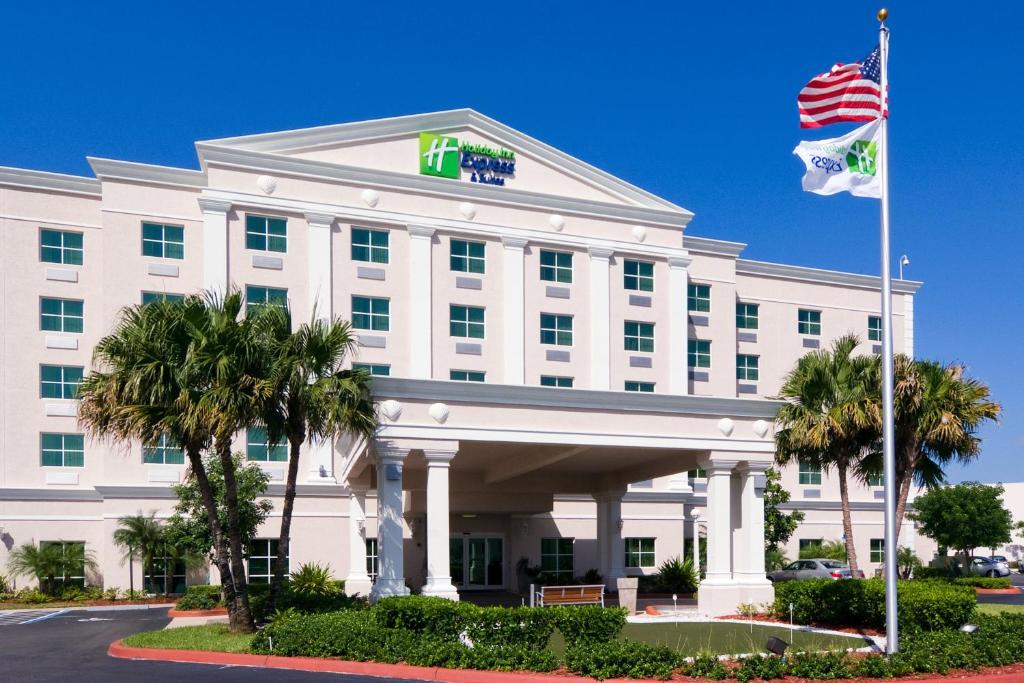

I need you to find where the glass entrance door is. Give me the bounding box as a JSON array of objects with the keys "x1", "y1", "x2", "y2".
[{"x1": 449, "y1": 535, "x2": 503, "y2": 589}]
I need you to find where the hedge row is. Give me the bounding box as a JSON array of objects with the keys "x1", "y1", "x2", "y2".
[
  {"x1": 175, "y1": 582, "x2": 361, "y2": 617},
  {"x1": 772, "y1": 578, "x2": 975, "y2": 631},
  {"x1": 914, "y1": 567, "x2": 1013, "y2": 588}
]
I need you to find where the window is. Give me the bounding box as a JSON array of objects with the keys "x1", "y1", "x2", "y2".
[
  {"x1": 688, "y1": 468, "x2": 708, "y2": 479},
  {"x1": 541, "y1": 538, "x2": 574, "y2": 580},
  {"x1": 144, "y1": 557, "x2": 187, "y2": 594},
  {"x1": 245, "y1": 215, "x2": 287, "y2": 253},
  {"x1": 353, "y1": 363, "x2": 391, "y2": 377},
  {"x1": 40, "y1": 297, "x2": 83, "y2": 333},
  {"x1": 449, "y1": 305, "x2": 485, "y2": 338},
  {"x1": 246, "y1": 426, "x2": 287, "y2": 463},
  {"x1": 248, "y1": 539, "x2": 287, "y2": 584},
  {"x1": 141, "y1": 222, "x2": 184, "y2": 259},
  {"x1": 450, "y1": 239, "x2": 485, "y2": 273},
  {"x1": 623, "y1": 260, "x2": 654, "y2": 292},
  {"x1": 798, "y1": 458, "x2": 822, "y2": 485},
  {"x1": 736, "y1": 302, "x2": 759, "y2": 329},
  {"x1": 540, "y1": 313, "x2": 573, "y2": 346},
  {"x1": 870, "y1": 538, "x2": 885, "y2": 564},
  {"x1": 39, "y1": 541, "x2": 86, "y2": 588},
  {"x1": 625, "y1": 538, "x2": 656, "y2": 568},
  {"x1": 625, "y1": 381, "x2": 655, "y2": 393},
  {"x1": 40, "y1": 365, "x2": 83, "y2": 399},
  {"x1": 366, "y1": 538, "x2": 378, "y2": 580},
  {"x1": 868, "y1": 315, "x2": 882, "y2": 342},
  {"x1": 143, "y1": 433, "x2": 184, "y2": 465},
  {"x1": 736, "y1": 354, "x2": 759, "y2": 381},
  {"x1": 624, "y1": 321, "x2": 655, "y2": 352},
  {"x1": 40, "y1": 433, "x2": 84, "y2": 467},
  {"x1": 246, "y1": 286, "x2": 289, "y2": 313},
  {"x1": 866, "y1": 472, "x2": 884, "y2": 487},
  {"x1": 688, "y1": 283, "x2": 711, "y2": 312},
  {"x1": 798, "y1": 309, "x2": 822, "y2": 336},
  {"x1": 40, "y1": 228, "x2": 83, "y2": 265},
  {"x1": 351, "y1": 228, "x2": 389, "y2": 264},
  {"x1": 539, "y1": 250, "x2": 573, "y2": 283},
  {"x1": 450, "y1": 370, "x2": 485, "y2": 382},
  {"x1": 142, "y1": 291, "x2": 185, "y2": 304},
  {"x1": 352, "y1": 296, "x2": 390, "y2": 331},
  {"x1": 688, "y1": 339, "x2": 711, "y2": 368},
  {"x1": 540, "y1": 375, "x2": 574, "y2": 388},
  {"x1": 799, "y1": 539, "x2": 824, "y2": 553}
]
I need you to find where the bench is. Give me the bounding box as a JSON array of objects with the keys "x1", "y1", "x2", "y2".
[{"x1": 535, "y1": 584, "x2": 605, "y2": 607}]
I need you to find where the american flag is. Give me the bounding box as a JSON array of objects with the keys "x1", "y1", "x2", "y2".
[{"x1": 798, "y1": 46, "x2": 887, "y2": 128}]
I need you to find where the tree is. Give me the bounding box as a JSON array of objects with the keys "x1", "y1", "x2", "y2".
[
  {"x1": 774, "y1": 334, "x2": 878, "y2": 573},
  {"x1": 910, "y1": 482, "x2": 1013, "y2": 570},
  {"x1": 763, "y1": 467, "x2": 805, "y2": 554},
  {"x1": 7, "y1": 542, "x2": 97, "y2": 595},
  {"x1": 112, "y1": 513, "x2": 164, "y2": 596},
  {"x1": 257, "y1": 310, "x2": 376, "y2": 613},
  {"x1": 799, "y1": 539, "x2": 848, "y2": 561},
  {"x1": 861, "y1": 357, "x2": 1000, "y2": 546},
  {"x1": 896, "y1": 546, "x2": 922, "y2": 579}
]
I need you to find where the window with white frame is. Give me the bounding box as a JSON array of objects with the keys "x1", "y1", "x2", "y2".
[
  {"x1": 449, "y1": 305, "x2": 485, "y2": 338},
  {"x1": 539, "y1": 250, "x2": 573, "y2": 283},
  {"x1": 450, "y1": 370, "x2": 485, "y2": 382},
  {"x1": 351, "y1": 228, "x2": 389, "y2": 264},
  {"x1": 798, "y1": 309, "x2": 822, "y2": 336},
  {"x1": 39, "y1": 541, "x2": 87, "y2": 588},
  {"x1": 366, "y1": 538, "x2": 378, "y2": 580},
  {"x1": 736, "y1": 354, "x2": 759, "y2": 381},
  {"x1": 40, "y1": 297, "x2": 83, "y2": 333},
  {"x1": 798, "y1": 457, "x2": 822, "y2": 485},
  {"x1": 245, "y1": 215, "x2": 287, "y2": 253},
  {"x1": 540, "y1": 313, "x2": 573, "y2": 346},
  {"x1": 41, "y1": 433, "x2": 84, "y2": 467},
  {"x1": 40, "y1": 228, "x2": 83, "y2": 265},
  {"x1": 450, "y1": 239, "x2": 485, "y2": 273},
  {"x1": 624, "y1": 321, "x2": 655, "y2": 352},
  {"x1": 688, "y1": 283, "x2": 711, "y2": 312},
  {"x1": 688, "y1": 339, "x2": 711, "y2": 368},
  {"x1": 625, "y1": 381, "x2": 655, "y2": 393},
  {"x1": 623, "y1": 259, "x2": 654, "y2": 292},
  {"x1": 143, "y1": 557, "x2": 187, "y2": 594},
  {"x1": 353, "y1": 363, "x2": 390, "y2": 377},
  {"x1": 736, "y1": 302, "x2": 759, "y2": 329},
  {"x1": 143, "y1": 433, "x2": 184, "y2": 465},
  {"x1": 246, "y1": 286, "x2": 289, "y2": 313},
  {"x1": 868, "y1": 315, "x2": 882, "y2": 342},
  {"x1": 870, "y1": 538, "x2": 884, "y2": 563},
  {"x1": 142, "y1": 222, "x2": 184, "y2": 259},
  {"x1": 541, "y1": 538, "x2": 574, "y2": 580},
  {"x1": 351, "y1": 296, "x2": 390, "y2": 331},
  {"x1": 248, "y1": 539, "x2": 287, "y2": 584},
  {"x1": 540, "y1": 375, "x2": 574, "y2": 388},
  {"x1": 142, "y1": 291, "x2": 185, "y2": 304},
  {"x1": 246, "y1": 426, "x2": 287, "y2": 462},
  {"x1": 625, "y1": 537, "x2": 656, "y2": 568},
  {"x1": 40, "y1": 364, "x2": 83, "y2": 399}
]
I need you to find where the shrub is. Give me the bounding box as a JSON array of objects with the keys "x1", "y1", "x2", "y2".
[
  {"x1": 735, "y1": 654, "x2": 787, "y2": 682},
  {"x1": 854, "y1": 653, "x2": 914, "y2": 678},
  {"x1": 15, "y1": 589, "x2": 51, "y2": 604},
  {"x1": 288, "y1": 562, "x2": 339, "y2": 597},
  {"x1": 652, "y1": 556, "x2": 699, "y2": 594},
  {"x1": 550, "y1": 605, "x2": 627, "y2": 645},
  {"x1": 464, "y1": 606, "x2": 554, "y2": 649},
  {"x1": 951, "y1": 576, "x2": 1011, "y2": 589},
  {"x1": 913, "y1": 566, "x2": 951, "y2": 580},
  {"x1": 176, "y1": 585, "x2": 223, "y2": 611},
  {"x1": 565, "y1": 640, "x2": 679, "y2": 680},
  {"x1": 374, "y1": 595, "x2": 476, "y2": 639},
  {"x1": 785, "y1": 651, "x2": 854, "y2": 679},
  {"x1": 681, "y1": 653, "x2": 728, "y2": 680}
]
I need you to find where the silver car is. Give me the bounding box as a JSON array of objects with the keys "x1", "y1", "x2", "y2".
[
  {"x1": 968, "y1": 556, "x2": 1010, "y2": 577},
  {"x1": 768, "y1": 559, "x2": 866, "y2": 582}
]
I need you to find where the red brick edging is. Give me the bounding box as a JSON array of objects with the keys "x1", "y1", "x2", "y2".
[
  {"x1": 976, "y1": 587, "x2": 1023, "y2": 595},
  {"x1": 108, "y1": 640, "x2": 1024, "y2": 682},
  {"x1": 167, "y1": 607, "x2": 229, "y2": 618}
]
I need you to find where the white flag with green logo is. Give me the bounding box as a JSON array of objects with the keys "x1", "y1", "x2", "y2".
[{"x1": 793, "y1": 119, "x2": 882, "y2": 198}]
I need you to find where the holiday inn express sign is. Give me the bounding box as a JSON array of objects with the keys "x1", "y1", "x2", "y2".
[{"x1": 419, "y1": 132, "x2": 516, "y2": 186}]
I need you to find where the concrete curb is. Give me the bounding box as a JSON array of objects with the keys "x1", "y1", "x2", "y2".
[
  {"x1": 167, "y1": 607, "x2": 229, "y2": 618},
  {"x1": 0, "y1": 603, "x2": 175, "y2": 614},
  {"x1": 108, "y1": 639, "x2": 1024, "y2": 682}
]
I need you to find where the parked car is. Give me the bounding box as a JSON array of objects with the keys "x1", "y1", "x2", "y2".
[
  {"x1": 968, "y1": 556, "x2": 1010, "y2": 578},
  {"x1": 767, "y1": 559, "x2": 865, "y2": 582}
]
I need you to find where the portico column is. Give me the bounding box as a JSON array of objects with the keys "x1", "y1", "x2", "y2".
[
  {"x1": 501, "y1": 237, "x2": 528, "y2": 385},
  {"x1": 588, "y1": 247, "x2": 613, "y2": 390},
  {"x1": 305, "y1": 212, "x2": 334, "y2": 321},
  {"x1": 702, "y1": 458, "x2": 739, "y2": 585},
  {"x1": 691, "y1": 513, "x2": 702, "y2": 576},
  {"x1": 668, "y1": 256, "x2": 691, "y2": 395},
  {"x1": 369, "y1": 444, "x2": 410, "y2": 602},
  {"x1": 421, "y1": 448, "x2": 460, "y2": 600},
  {"x1": 198, "y1": 198, "x2": 232, "y2": 292},
  {"x1": 594, "y1": 487, "x2": 627, "y2": 589},
  {"x1": 407, "y1": 225, "x2": 435, "y2": 379},
  {"x1": 735, "y1": 462, "x2": 771, "y2": 584},
  {"x1": 344, "y1": 485, "x2": 373, "y2": 598}
]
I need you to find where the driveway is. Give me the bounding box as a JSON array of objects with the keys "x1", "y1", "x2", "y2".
[{"x1": 1, "y1": 607, "x2": 421, "y2": 682}]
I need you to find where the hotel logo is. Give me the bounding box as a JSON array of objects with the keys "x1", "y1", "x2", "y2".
[{"x1": 419, "y1": 132, "x2": 461, "y2": 179}]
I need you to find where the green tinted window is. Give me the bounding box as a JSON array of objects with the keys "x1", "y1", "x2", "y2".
[
  {"x1": 736, "y1": 302, "x2": 759, "y2": 329},
  {"x1": 142, "y1": 291, "x2": 185, "y2": 304},
  {"x1": 540, "y1": 538, "x2": 574, "y2": 579},
  {"x1": 450, "y1": 239, "x2": 485, "y2": 273},
  {"x1": 351, "y1": 228, "x2": 389, "y2": 264},
  {"x1": 40, "y1": 365, "x2": 83, "y2": 399},
  {"x1": 141, "y1": 223, "x2": 184, "y2": 259},
  {"x1": 449, "y1": 305, "x2": 485, "y2": 338},
  {"x1": 688, "y1": 284, "x2": 711, "y2": 312},
  {"x1": 868, "y1": 315, "x2": 882, "y2": 342},
  {"x1": 625, "y1": 537, "x2": 655, "y2": 568},
  {"x1": 246, "y1": 286, "x2": 288, "y2": 315},
  {"x1": 625, "y1": 381, "x2": 655, "y2": 393},
  {"x1": 246, "y1": 426, "x2": 287, "y2": 463},
  {"x1": 40, "y1": 433, "x2": 84, "y2": 467},
  {"x1": 539, "y1": 250, "x2": 573, "y2": 283},
  {"x1": 798, "y1": 309, "x2": 821, "y2": 335},
  {"x1": 870, "y1": 538, "x2": 884, "y2": 563},
  {"x1": 40, "y1": 297, "x2": 83, "y2": 333},
  {"x1": 449, "y1": 370, "x2": 485, "y2": 382},
  {"x1": 736, "y1": 354, "x2": 759, "y2": 381},
  {"x1": 623, "y1": 260, "x2": 654, "y2": 291},
  {"x1": 352, "y1": 363, "x2": 390, "y2": 377},
  {"x1": 540, "y1": 375, "x2": 573, "y2": 388},
  {"x1": 142, "y1": 433, "x2": 184, "y2": 465},
  {"x1": 539, "y1": 313, "x2": 573, "y2": 346},
  {"x1": 248, "y1": 539, "x2": 286, "y2": 584},
  {"x1": 40, "y1": 229, "x2": 83, "y2": 265},
  {"x1": 798, "y1": 458, "x2": 822, "y2": 485},
  {"x1": 688, "y1": 339, "x2": 711, "y2": 368},
  {"x1": 245, "y1": 215, "x2": 288, "y2": 253},
  {"x1": 624, "y1": 321, "x2": 655, "y2": 352},
  {"x1": 351, "y1": 296, "x2": 389, "y2": 331}
]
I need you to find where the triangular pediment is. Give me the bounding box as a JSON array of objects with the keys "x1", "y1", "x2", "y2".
[{"x1": 198, "y1": 109, "x2": 691, "y2": 218}]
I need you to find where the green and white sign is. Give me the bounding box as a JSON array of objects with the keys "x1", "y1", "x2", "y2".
[
  {"x1": 792, "y1": 118, "x2": 882, "y2": 198},
  {"x1": 419, "y1": 133, "x2": 461, "y2": 179},
  {"x1": 418, "y1": 131, "x2": 517, "y2": 186}
]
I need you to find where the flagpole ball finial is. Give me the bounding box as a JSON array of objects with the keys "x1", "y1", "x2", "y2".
[{"x1": 877, "y1": 8, "x2": 888, "y2": 22}]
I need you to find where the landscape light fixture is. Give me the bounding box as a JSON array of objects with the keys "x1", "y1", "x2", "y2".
[
  {"x1": 765, "y1": 636, "x2": 789, "y2": 656},
  {"x1": 959, "y1": 623, "x2": 979, "y2": 634}
]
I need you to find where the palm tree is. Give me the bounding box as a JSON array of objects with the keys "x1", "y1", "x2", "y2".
[
  {"x1": 859, "y1": 356, "x2": 1000, "y2": 545},
  {"x1": 7, "y1": 542, "x2": 97, "y2": 595},
  {"x1": 774, "y1": 334, "x2": 878, "y2": 573},
  {"x1": 78, "y1": 294, "x2": 248, "y2": 630},
  {"x1": 257, "y1": 309, "x2": 377, "y2": 612},
  {"x1": 112, "y1": 513, "x2": 164, "y2": 595}
]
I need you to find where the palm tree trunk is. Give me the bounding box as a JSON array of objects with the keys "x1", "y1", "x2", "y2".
[
  {"x1": 893, "y1": 472, "x2": 914, "y2": 548},
  {"x1": 185, "y1": 445, "x2": 237, "y2": 617},
  {"x1": 268, "y1": 432, "x2": 303, "y2": 615},
  {"x1": 216, "y1": 437, "x2": 255, "y2": 633},
  {"x1": 837, "y1": 460, "x2": 859, "y2": 572}
]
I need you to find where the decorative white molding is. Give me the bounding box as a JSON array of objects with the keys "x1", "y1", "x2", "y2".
[
  {"x1": 305, "y1": 211, "x2": 335, "y2": 227},
  {"x1": 408, "y1": 224, "x2": 434, "y2": 379},
  {"x1": 589, "y1": 247, "x2": 611, "y2": 390},
  {"x1": 717, "y1": 418, "x2": 735, "y2": 437},
  {"x1": 428, "y1": 402, "x2": 450, "y2": 424},
  {"x1": 668, "y1": 255, "x2": 689, "y2": 395},
  {"x1": 45, "y1": 336, "x2": 78, "y2": 350},
  {"x1": 631, "y1": 225, "x2": 647, "y2": 242},
  {"x1": 588, "y1": 246, "x2": 614, "y2": 260},
  {"x1": 667, "y1": 255, "x2": 693, "y2": 269},
  {"x1": 458, "y1": 202, "x2": 477, "y2": 220},
  {"x1": 199, "y1": 197, "x2": 231, "y2": 291},
  {"x1": 407, "y1": 224, "x2": 436, "y2": 238},
  {"x1": 44, "y1": 403, "x2": 77, "y2": 417},
  {"x1": 501, "y1": 235, "x2": 529, "y2": 249},
  {"x1": 256, "y1": 174, "x2": 277, "y2": 194},
  {"x1": 197, "y1": 197, "x2": 232, "y2": 213},
  {"x1": 752, "y1": 420, "x2": 770, "y2": 438},
  {"x1": 683, "y1": 235, "x2": 747, "y2": 257},
  {"x1": 380, "y1": 400, "x2": 403, "y2": 421},
  {"x1": 904, "y1": 294, "x2": 914, "y2": 358},
  {"x1": 737, "y1": 259, "x2": 923, "y2": 294},
  {"x1": 549, "y1": 214, "x2": 565, "y2": 231},
  {"x1": 45, "y1": 471, "x2": 80, "y2": 486},
  {"x1": 88, "y1": 157, "x2": 207, "y2": 188},
  {"x1": 0, "y1": 165, "x2": 101, "y2": 196},
  {"x1": 502, "y1": 236, "x2": 526, "y2": 385},
  {"x1": 307, "y1": 212, "x2": 333, "y2": 321},
  {"x1": 361, "y1": 188, "x2": 380, "y2": 207},
  {"x1": 46, "y1": 268, "x2": 78, "y2": 283}
]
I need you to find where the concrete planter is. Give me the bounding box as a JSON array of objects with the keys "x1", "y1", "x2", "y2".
[{"x1": 616, "y1": 577, "x2": 638, "y2": 614}]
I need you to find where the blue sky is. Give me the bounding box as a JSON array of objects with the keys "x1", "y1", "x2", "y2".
[{"x1": 2, "y1": 2, "x2": 1019, "y2": 483}]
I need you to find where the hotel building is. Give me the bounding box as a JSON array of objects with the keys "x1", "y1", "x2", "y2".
[{"x1": 0, "y1": 110, "x2": 927, "y2": 614}]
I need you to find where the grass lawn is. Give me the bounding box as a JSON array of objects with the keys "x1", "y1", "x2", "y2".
[
  {"x1": 123, "y1": 625, "x2": 254, "y2": 653},
  {"x1": 977, "y1": 603, "x2": 1024, "y2": 616}
]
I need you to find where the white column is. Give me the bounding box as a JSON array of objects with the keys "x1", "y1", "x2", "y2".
[
  {"x1": 198, "y1": 198, "x2": 232, "y2": 292},
  {"x1": 305, "y1": 212, "x2": 334, "y2": 321},
  {"x1": 421, "y1": 448, "x2": 460, "y2": 600},
  {"x1": 735, "y1": 462, "x2": 771, "y2": 584},
  {"x1": 903, "y1": 293, "x2": 914, "y2": 358},
  {"x1": 594, "y1": 488, "x2": 626, "y2": 589},
  {"x1": 702, "y1": 459, "x2": 738, "y2": 585},
  {"x1": 668, "y1": 256, "x2": 691, "y2": 395},
  {"x1": 691, "y1": 513, "x2": 702, "y2": 576},
  {"x1": 344, "y1": 485, "x2": 373, "y2": 598},
  {"x1": 588, "y1": 247, "x2": 613, "y2": 390},
  {"x1": 501, "y1": 236, "x2": 528, "y2": 385},
  {"x1": 369, "y1": 444, "x2": 410, "y2": 601},
  {"x1": 407, "y1": 225, "x2": 435, "y2": 379}
]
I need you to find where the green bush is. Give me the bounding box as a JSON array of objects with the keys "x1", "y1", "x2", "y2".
[
  {"x1": 176, "y1": 585, "x2": 223, "y2": 611},
  {"x1": 15, "y1": 589, "x2": 51, "y2": 604},
  {"x1": 287, "y1": 563, "x2": 341, "y2": 597},
  {"x1": 565, "y1": 640, "x2": 679, "y2": 680},
  {"x1": 913, "y1": 566, "x2": 951, "y2": 580},
  {"x1": 680, "y1": 653, "x2": 729, "y2": 680},
  {"x1": 951, "y1": 576, "x2": 1011, "y2": 589},
  {"x1": 771, "y1": 578, "x2": 974, "y2": 631},
  {"x1": 735, "y1": 654, "x2": 787, "y2": 681},
  {"x1": 374, "y1": 595, "x2": 475, "y2": 639},
  {"x1": 550, "y1": 605, "x2": 627, "y2": 645},
  {"x1": 785, "y1": 651, "x2": 854, "y2": 679}
]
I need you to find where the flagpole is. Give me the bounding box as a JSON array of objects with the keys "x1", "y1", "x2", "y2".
[{"x1": 877, "y1": 7, "x2": 899, "y2": 655}]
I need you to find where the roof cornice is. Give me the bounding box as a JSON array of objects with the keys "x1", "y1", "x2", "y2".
[
  {"x1": 196, "y1": 145, "x2": 691, "y2": 228},
  {"x1": 737, "y1": 259, "x2": 923, "y2": 294},
  {"x1": 684, "y1": 235, "x2": 747, "y2": 258},
  {"x1": 87, "y1": 157, "x2": 207, "y2": 189},
  {"x1": 197, "y1": 108, "x2": 693, "y2": 218},
  {"x1": 370, "y1": 377, "x2": 781, "y2": 419},
  {"x1": 0, "y1": 165, "x2": 101, "y2": 196}
]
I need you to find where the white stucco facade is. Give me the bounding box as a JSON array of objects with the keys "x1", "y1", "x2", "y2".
[{"x1": 0, "y1": 110, "x2": 928, "y2": 614}]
